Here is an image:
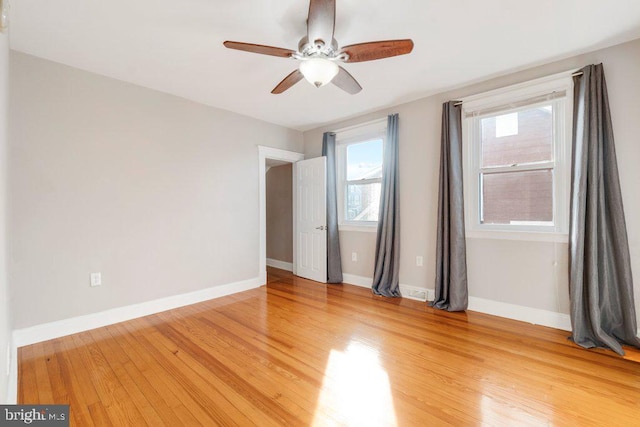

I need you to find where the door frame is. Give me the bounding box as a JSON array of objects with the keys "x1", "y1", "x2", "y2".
[{"x1": 258, "y1": 146, "x2": 305, "y2": 285}]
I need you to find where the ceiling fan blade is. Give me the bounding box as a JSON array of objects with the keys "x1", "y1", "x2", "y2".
[
  {"x1": 341, "y1": 39, "x2": 414, "y2": 63},
  {"x1": 272, "y1": 70, "x2": 304, "y2": 94},
  {"x1": 332, "y1": 66, "x2": 362, "y2": 95},
  {"x1": 223, "y1": 41, "x2": 296, "y2": 58},
  {"x1": 307, "y1": 0, "x2": 336, "y2": 47}
]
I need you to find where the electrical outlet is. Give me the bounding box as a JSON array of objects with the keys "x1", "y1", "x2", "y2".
[
  {"x1": 351, "y1": 252, "x2": 358, "y2": 262},
  {"x1": 90, "y1": 272, "x2": 102, "y2": 287},
  {"x1": 416, "y1": 256, "x2": 423, "y2": 267}
]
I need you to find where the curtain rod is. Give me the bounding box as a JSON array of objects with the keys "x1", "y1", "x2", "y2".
[{"x1": 453, "y1": 70, "x2": 585, "y2": 106}]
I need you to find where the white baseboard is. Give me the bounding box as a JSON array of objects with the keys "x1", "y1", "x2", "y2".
[
  {"x1": 341, "y1": 273, "x2": 434, "y2": 302},
  {"x1": 468, "y1": 296, "x2": 571, "y2": 331},
  {"x1": 12, "y1": 276, "x2": 262, "y2": 349},
  {"x1": 6, "y1": 340, "x2": 17, "y2": 404},
  {"x1": 342, "y1": 273, "x2": 372, "y2": 288},
  {"x1": 266, "y1": 258, "x2": 293, "y2": 272},
  {"x1": 342, "y1": 273, "x2": 569, "y2": 330}
]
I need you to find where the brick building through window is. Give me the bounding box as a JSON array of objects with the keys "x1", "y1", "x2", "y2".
[{"x1": 480, "y1": 106, "x2": 553, "y2": 225}]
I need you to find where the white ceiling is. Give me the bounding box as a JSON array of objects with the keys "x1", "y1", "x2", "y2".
[{"x1": 9, "y1": 0, "x2": 640, "y2": 131}]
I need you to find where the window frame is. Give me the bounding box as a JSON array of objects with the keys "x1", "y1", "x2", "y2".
[
  {"x1": 334, "y1": 119, "x2": 387, "y2": 231},
  {"x1": 462, "y1": 73, "x2": 574, "y2": 239}
]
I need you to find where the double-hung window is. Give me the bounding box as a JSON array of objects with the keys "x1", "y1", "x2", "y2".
[
  {"x1": 463, "y1": 74, "x2": 573, "y2": 237},
  {"x1": 335, "y1": 119, "x2": 387, "y2": 230}
]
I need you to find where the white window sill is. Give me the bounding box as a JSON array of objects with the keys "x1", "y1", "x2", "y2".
[
  {"x1": 338, "y1": 224, "x2": 378, "y2": 233},
  {"x1": 466, "y1": 230, "x2": 568, "y2": 243}
]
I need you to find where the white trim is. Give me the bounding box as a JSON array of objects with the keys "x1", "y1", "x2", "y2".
[
  {"x1": 341, "y1": 273, "x2": 434, "y2": 301},
  {"x1": 466, "y1": 230, "x2": 569, "y2": 243},
  {"x1": 462, "y1": 72, "x2": 573, "y2": 237},
  {"x1": 338, "y1": 224, "x2": 377, "y2": 233},
  {"x1": 342, "y1": 273, "x2": 372, "y2": 288},
  {"x1": 3, "y1": 341, "x2": 7, "y2": 381},
  {"x1": 333, "y1": 117, "x2": 387, "y2": 144},
  {"x1": 258, "y1": 146, "x2": 305, "y2": 283},
  {"x1": 266, "y1": 258, "x2": 293, "y2": 272},
  {"x1": 13, "y1": 276, "x2": 262, "y2": 348},
  {"x1": 460, "y1": 69, "x2": 576, "y2": 111},
  {"x1": 258, "y1": 146, "x2": 305, "y2": 163},
  {"x1": 7, "y1": 340, "x2": 17, "y2": 404},
  {"x1": 342, "y1": 273, "x2": 570, "y2": 331},
  {"x1": 468, "y1": 296, "x2": 571, "y2": 331}
]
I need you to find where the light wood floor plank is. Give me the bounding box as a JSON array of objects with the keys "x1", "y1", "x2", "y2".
[
  {"x1": 112, "y1": 320, "x2": 220, "y2": 424},
  {"x1": 50, "y1": 338, "x2": 95, "y2": 426},
  {"x1": 153, "y1": 310, "x2": 319, "y2": 422},
  {"x1": 103, "y1": 325, "x2": 184, "y2": 426},
  {"x1": 18, "y1": 268, "x2": 640, "y2": 426},
  {"x1": 41, "y1": 340, "x2": 69, "y2": 406},
  {"x1": 18, "y1": 346, "x2": 39, "y2": 404},
  {"x1": 88, "y1": 402, "x2": 113, "y2": 427},
  {"x1": 30, "y1": 343, "x2": 54, "y2": 404},
  {"x1": 125, "y1": 318, "x2": 264, "y2": 426},
  {"x1": 87, "y1": 328, "x2": 165, "y2": 426}
]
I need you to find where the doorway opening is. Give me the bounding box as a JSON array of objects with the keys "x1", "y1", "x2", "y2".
[
  {"x1": 266, "y1": 161, "x2": 293, "y2": 273},
  {"x1": 258, "y1": 146, "x2": 305, "y2": 284}
]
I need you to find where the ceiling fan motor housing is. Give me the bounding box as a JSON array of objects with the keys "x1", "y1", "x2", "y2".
[{"x1": 298, "y1": 36, "x2": 339, "y2": 58}]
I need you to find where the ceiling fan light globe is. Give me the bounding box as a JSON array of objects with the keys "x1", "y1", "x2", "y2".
[{"x1": 299, "y1": 58, "x2": 339, "y2": 88}]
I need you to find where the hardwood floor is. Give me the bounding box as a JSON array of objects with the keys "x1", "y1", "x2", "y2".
[{"x1": 19, "y1": 267, "x2": 640, "y2": 426}]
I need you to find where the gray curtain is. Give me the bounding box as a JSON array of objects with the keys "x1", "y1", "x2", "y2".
[
  {"x1": 322, "y1": 132, "x2": 343, "y2": 283},
  {"x1": 431, "y1": 101, "x2": 468, "y2": 311},
  {"x1": 569, "y1": 64, "x2": 640, "y2": 355},
  {"x1": 372, "y1": 114, "x2": 401, "y2": 297}
]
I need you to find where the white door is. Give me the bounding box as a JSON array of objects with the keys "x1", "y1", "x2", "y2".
[{"x1": 294, "y1": 157, "x2": 327, "y2": 283}]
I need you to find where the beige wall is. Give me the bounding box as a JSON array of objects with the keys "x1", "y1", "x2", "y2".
[
  {"x1": 9, "y1": 52, "x2": 303, "y2": 329},
  {"x1": 266, "y1": 164, "x2": 293, "y2": 264},
  {"x1": 304, "y1": 38, "x2": 640, "y2": 323},
  {"x1": 0, "y1": 30, "x2": 11, "y2": 403}
]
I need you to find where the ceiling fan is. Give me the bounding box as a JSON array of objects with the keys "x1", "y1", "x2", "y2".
[{"x1": 223, "y1": 0, "x2": 414, "y2": 95}]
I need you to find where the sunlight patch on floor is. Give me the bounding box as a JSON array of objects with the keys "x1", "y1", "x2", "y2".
[
  {"x1": 313, "y1": 341, "x2": 398, "y2": 426},
  {"x1": 480, "y1": 393, "x2": 549, "y2": 425}
]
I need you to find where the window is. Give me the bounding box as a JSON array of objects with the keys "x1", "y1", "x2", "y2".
[
  {"x1": 463, "y1": 74, "x2": 573, "y2": 236},
  {"x1": 335, "y1": 119, "x2": 387, "y2": 229},
  {"x1": 345, "y1": 139, "x2": 383, "y2": 222}
]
